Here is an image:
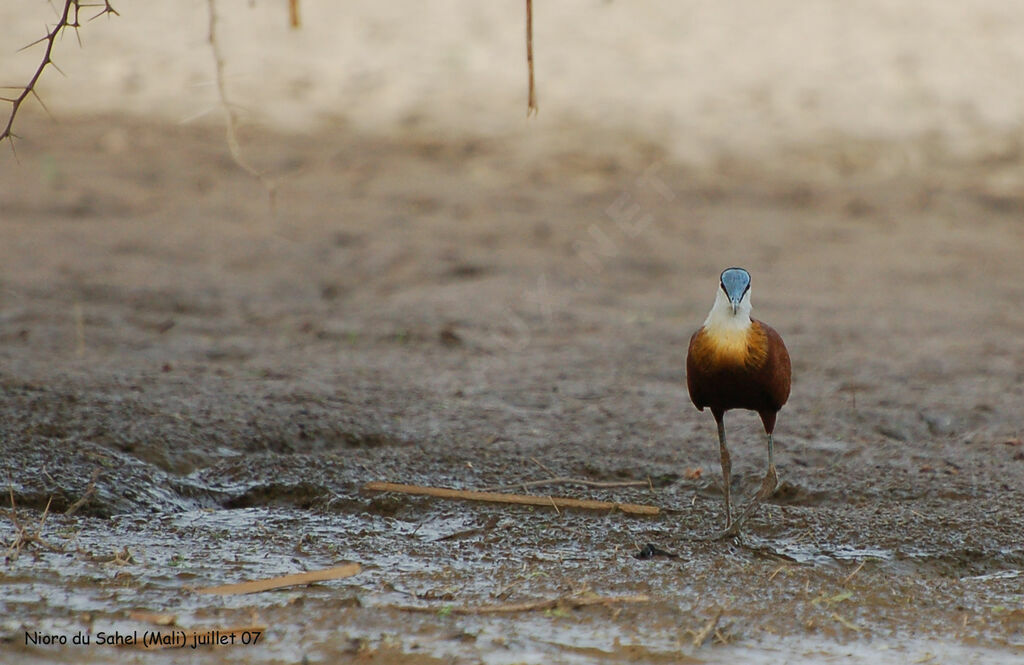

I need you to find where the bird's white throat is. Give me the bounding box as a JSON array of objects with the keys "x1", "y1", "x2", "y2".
[{"x1": 703, "y1": 287, "x2": 753, "y2": 335}]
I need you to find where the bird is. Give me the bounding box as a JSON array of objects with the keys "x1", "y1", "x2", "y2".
[{"x1": 686, "y1": 267, "x2": 791, "y2": 537}]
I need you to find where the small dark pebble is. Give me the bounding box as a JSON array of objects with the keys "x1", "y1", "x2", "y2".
[
  {"x1": 634, "y1": 543, "x2": 679, "y2": 560},
  {"x1": 439, "y1": 326, "x2": 462, "y2": 346}
]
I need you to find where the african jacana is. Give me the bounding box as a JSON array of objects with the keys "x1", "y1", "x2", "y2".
[{"x1": 686, "y1": 267, "x2": 791, "y2": 537}]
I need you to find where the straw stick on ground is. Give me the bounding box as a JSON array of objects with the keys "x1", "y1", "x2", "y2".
[
  {"x1": 197, "y1": 562, "x2": 361, "y2": 595},
  {"x1": 395, "y1": 593, "x2": 650, "y2": 615},
  {"x1": 842, "y1": 560, "x2": 866, "y2": 586},
  {"x1": 692, "y1": 609, "x2": 724, "y2": 647},
  {"x1": 64, "y1": 467, "x2": 101, "y2": 517},
  {"x1": 363, "y1": 482, "x2": 659, "y2": 516},
  {"x1": 3, "y1": 488, "x2": 63, "y2": 562},
  {"x1": 831, "y1": 611, "x2": 862, "y2": 632}
]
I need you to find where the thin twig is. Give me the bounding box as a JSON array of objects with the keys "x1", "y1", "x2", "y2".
[
  {"x1": 73, "y1": 302, "x2": 85, "y2": 356},
  {"x1": 481, "y1": 477, "x2": 652, "y2": 493},
  {"x1": 394, "y1": 593, "x2": 649, "y2": 615},
  {"x1": 39, "y1": 495, "x2": 52, "y2": 525},
  {"x1": 4, "y1": 485, "x2": 21, "y2": 530},
  {"x1": 364, "y1": 481, "x2": 659, "y2": 516},
  {"x1": 525, "y1": 0, "x2": 537, "y2": 115},
  {"x1": 528, "y1": 456, "x2": 556, "y2": 477},
  {"x1": 206, "y1": 0, "x2": 277, "y2": 207}
]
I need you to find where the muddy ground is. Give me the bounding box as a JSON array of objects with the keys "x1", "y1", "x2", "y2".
[{"x1": 1, "y1": 114, "x2": 1024, "y2": 664}]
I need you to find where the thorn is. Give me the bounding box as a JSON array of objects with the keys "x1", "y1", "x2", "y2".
[
  {"x1": 89, "y1": 6, "x2": 119, "y2": 21},
  {"x1": 19, "y1": 34, "x2": 51, "y2": 52},
  {"x1": 29, "y1": 90, "x2": 54, "y2": 120}
]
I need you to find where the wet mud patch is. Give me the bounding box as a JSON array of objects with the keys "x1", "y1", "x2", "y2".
[
  {"x1": 3, "y1": 116, "x2": 1024, "y2": 662},
  {"x1": 0, "y1": 440, "x2": 218, "y2": 517},
  {"x1": 768, "y1": 480, "x2": 833, "y2": 506},
  {"x1": 3, "y1": 478, "x2": 1024, "y2": 663}
]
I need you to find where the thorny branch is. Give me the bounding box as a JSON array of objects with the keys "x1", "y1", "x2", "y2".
[
  {"x1": 0, "y1": 0, "x2": 119, "y2": 153},
  {"x1": 5, "y1": 0, "x2": 537, "y2": 158}
]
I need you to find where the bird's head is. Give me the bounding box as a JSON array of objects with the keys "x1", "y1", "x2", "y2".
[
  {"x1": 700, "y1": 266, "x2": 754, "y2": 340},
  {"x1": 719, "y1": 267, "x2": 751, "y2": 316},
  {"x1": 701, "y1": 267, "x2": 754, "y2": 338}
]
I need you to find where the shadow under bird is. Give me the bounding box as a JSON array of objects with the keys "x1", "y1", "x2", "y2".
[{"x1": 686, "y1": 267, "x2": 791, "y2": 538}]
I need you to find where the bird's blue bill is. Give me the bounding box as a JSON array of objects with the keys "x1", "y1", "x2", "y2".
[{"x1": 720, "y1": 267, "x2": 751, "y2": 314}]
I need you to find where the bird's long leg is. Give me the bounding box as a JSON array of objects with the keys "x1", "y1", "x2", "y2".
[
  {"x1": 715, "y1": 414, "x2": 732, "y2": 531},
  {"x1": 725, "y1": 431, "x2": 780, "y2": 536}
]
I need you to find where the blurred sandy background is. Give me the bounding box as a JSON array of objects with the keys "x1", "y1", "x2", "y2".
[{"x1": 2, "y1": 0, "x2": 1024, "y2": 184}]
